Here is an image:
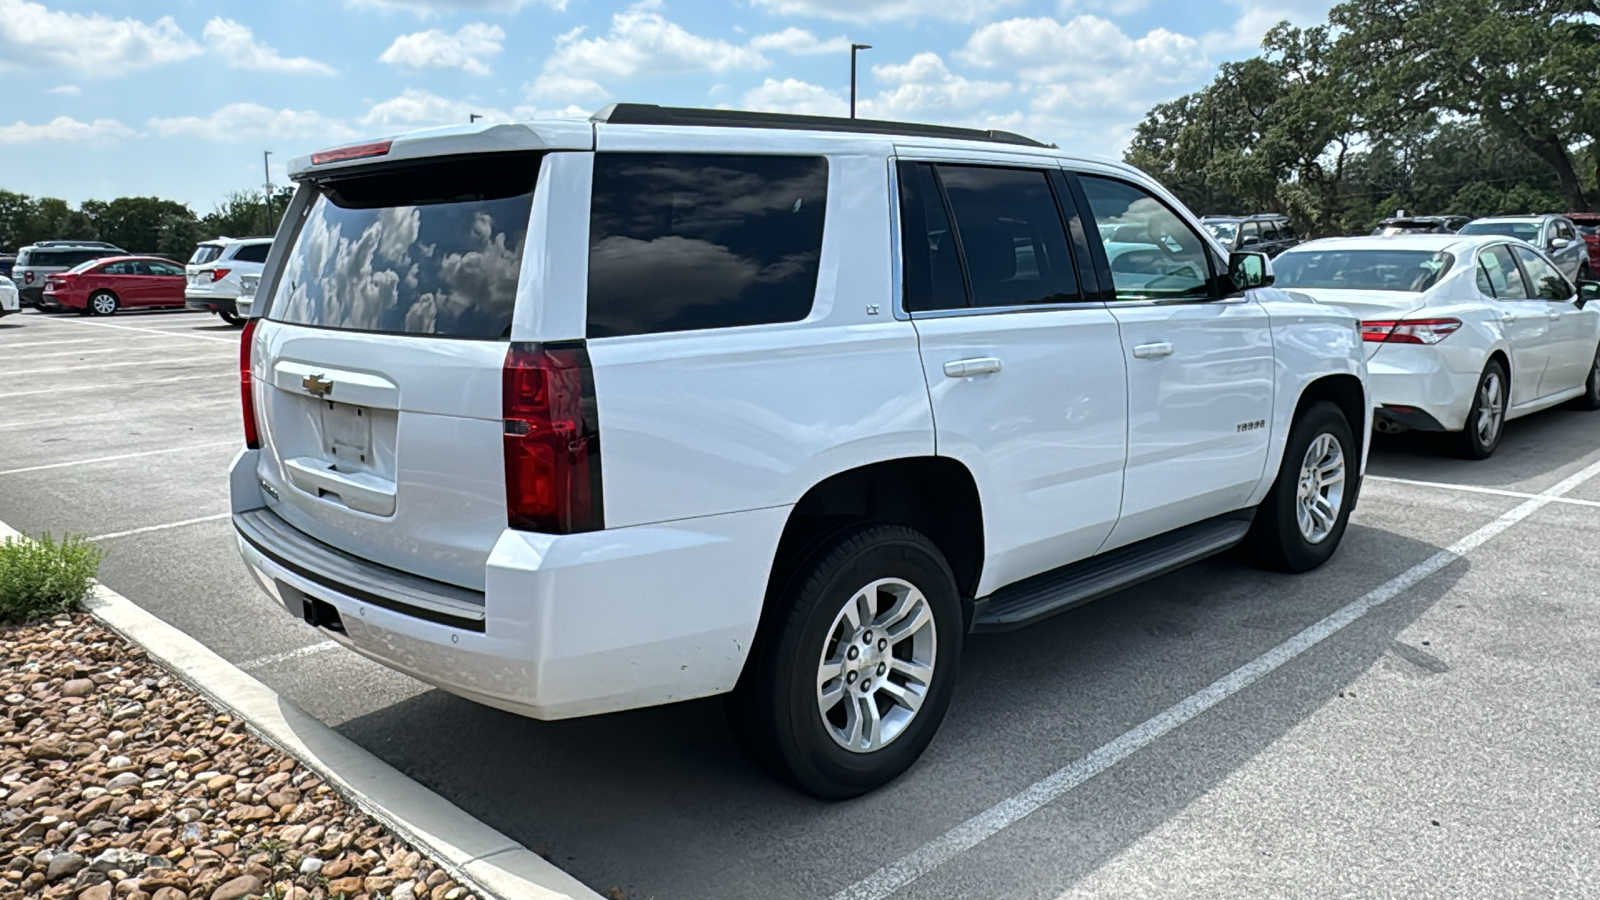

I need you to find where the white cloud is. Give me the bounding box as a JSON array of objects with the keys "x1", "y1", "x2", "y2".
[
  {"x1": 540, "y1": 4, "x2": 768, "y2": 80},
  {"x1": 359, "y1": 88, "x2": 509, "y2": 128},
  {"x1": 749, "y1": 0, "x2": 1018, "y2": 24},
  {"x1": 202, "y1": 18, "x2": 337, "y2": 75},
  {"x1": 147, "y1": 103, "x2": 357, "y2": 142},
  {"x1": 378, "y1": 22, "x2": 504, "y2": 75},
  {"x1": 741, "y1": 78, "x2": 848, "y2": 116},
  {"x1": 749, "y1": 27, "x2": 850, "y2": 56},
  {"x1": 961, "y1": 15, "x2": 1205, "y2": 87},
  {"x1": 1202, "y1": 0, "x2": 1336, "y2": 54},
  {"x1": 47, "y1": 84, "x2": 80, "y2": 95},
  {"x1": 345, "y1": 0, "x2": 566, "y2": 15},
  {"x1": 0, "y1": 0, "x2": 200, "y2": 77},
  {"x1": 0, "y1": 116, "x2": 137, "y2": 144},
  {"x1": 525, "y1": 73, "x2": 610, "y2": 101},
  {"x1": 862, "y1": 52, "x2": 1012, "y2": 118}
]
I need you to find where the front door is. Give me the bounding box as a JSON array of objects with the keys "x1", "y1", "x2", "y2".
[
  {"x1": 1512, "y1": 244, "x2": 1597, "y2": 396},
  {"x1": 1074, "y1": 172, "x2": 1275, "y2": 550},
  {"x1": 896, "y1": 159, "x2": 1127, "y2": 594}
]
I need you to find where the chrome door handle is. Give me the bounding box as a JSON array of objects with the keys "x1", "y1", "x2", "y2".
[
  {"x1": 1548, "y1": 311, "x2": 1563, "y2": 320},
  {"x1": 1500, "y1": 311, "x2": 1517, "y2": 323},
  {"x1": 1132, "y1": 342, "x2": 1174, "y2": 359},
  {"x1": 943, "y1": 357, "x2": 1002, "y2": 378}
]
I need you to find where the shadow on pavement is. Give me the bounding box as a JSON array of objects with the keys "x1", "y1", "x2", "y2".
[{"x1": 1368, "y1": 406, "x2": 1600, "y2": 489}]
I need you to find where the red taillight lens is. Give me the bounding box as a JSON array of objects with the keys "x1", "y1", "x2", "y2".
[
  {"x1": 1360, "y1": 318, "x2": 1462, "y2": 344},
  {"x1": 311, "y1": 140, "x2": 393, "y2": 165},
  {"x1": 502, "y1": 342, "x2": 603, "y2": 534},
  {"x1": 240, "y1": 318, "x2": 260, "y2": 449},
  {"x1": 210, "y1": 268, "x2": 232, "y2": 283},
  {"x1": 23, "y1": 271, "x2": 33, "y2": 283}
]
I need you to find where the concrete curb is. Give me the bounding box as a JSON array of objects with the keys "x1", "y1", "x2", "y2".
[{"x1": 0, "y1": 519, "x2": 603, "y2": 900}]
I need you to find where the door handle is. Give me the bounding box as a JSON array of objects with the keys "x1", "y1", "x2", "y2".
[
  {"x1": 1548, "y1": 310, "x2": 1563, "y2": 320},
  {"x1": 1500, "y1": 311, "x2": 1517, "y2": 323},
  {"x1": 943, "y1": 357, "x2": 1002, "y2": 378},
  {"x1": 1132, "y1": 342, "x2": 1174, "y2": 359}
]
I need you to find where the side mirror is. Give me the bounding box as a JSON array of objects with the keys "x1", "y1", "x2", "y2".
[
  {"x1": 1577, "y1": 280, "x2": 1600, "y2": 309},
  {"x1": 1550, "y1": 237, "x2": 1572, "y2": 250},
  {"x1": 1240, "y1": 235, "x2": 1261, "y2": 248},
  {"x1": 1230, "y1": 251, "x2": 1274, "y2": 290}
]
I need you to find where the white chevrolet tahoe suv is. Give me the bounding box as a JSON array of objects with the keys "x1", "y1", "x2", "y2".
[{"x1": 230, "y1": 105, "x2": 1369, "y2": 798}]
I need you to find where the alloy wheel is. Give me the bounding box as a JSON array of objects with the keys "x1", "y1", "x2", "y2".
[
  {"x1": 1476, "y1": 371, "x2": 1504, "y2": 446},
  {"x1": 815, "y1": 577, "x2": 937, "y2": 754},
  {"x1": 91, "y1": 294, "x2": 116, "y2": 315},
  {"x1": 1295, "y1": 432, "x2": 1346, "y2": 544}
]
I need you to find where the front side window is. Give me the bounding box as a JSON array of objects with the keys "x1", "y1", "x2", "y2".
[
  {"x1": 1511, "y1": 245, "x2": 1572, "y2": 301},
  {"x1": 271, "y1": 152, "x2": 538, "y2": 339},
  {"x1": 1079, "y1": 175, "x2": 1212, "y2": 299},
  {"x1": 587, "y1": 153, "x2": 828, "y2": 339},
  {"x1": 1480, "y1": 246, "x2": 1531, "y2": 300}
]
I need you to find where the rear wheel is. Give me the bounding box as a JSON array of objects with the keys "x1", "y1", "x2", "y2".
[
  {"x1": 1245, "y1": 400, "x2": 1358, "y2": 573},
  {"x1": 1453, "y1": 360, "x2": 1507, "y2": 459},
  {"x1": 1576, "y1": 343, "x2": 1600, "y2": 411},
  {"x1": 88, "y1": 291, "x2": 118, "y2": 316},
  {"x1": 219, "y1": 309, "x2": 244, "y2": 326},
  {"x1": 727, "y1": 523, "x2": 962, "y2": 799}
]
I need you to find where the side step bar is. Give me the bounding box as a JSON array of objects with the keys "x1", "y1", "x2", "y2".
[{"x1": 969, "y1": 512, "x2": 1254, "y2": 633}]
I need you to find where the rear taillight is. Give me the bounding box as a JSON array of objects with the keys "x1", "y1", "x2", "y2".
[
  {"x1": 1360, "y1": 318, "x2": 1462, "y2": 345},
  {"x1": 23, "y1": 271, "x2": 33, "y2": 284},
  {"x1": 211, "y1": 268, "x2": 232, "y2": 283},
  {"x1": 240, "y1": 318, "x2": 260, "y2": 449},
  {"x1": 502, "y1": 342, "x2": 603, "y2": 534}
]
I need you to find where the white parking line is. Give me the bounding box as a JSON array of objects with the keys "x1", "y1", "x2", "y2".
[
  {"x1": 238, "y1": 640, "x2": 341, "y2": 671},
  {"x1": 0, "y1": 399, "x2": 235, "y2": 431},
  {"x1": 88, "y1": 513, "x2": 231, "y2": 542},
  {"x1": 832, "y1": 457, "x2": 1600, "y2": 900},
  {"x1": 0, "y1": 373, "x2": 222, "y2": 399},
  {"x1": 5, "y1": 354, "x2": 232, "y2": 376},
  {"x1": 1368, "y1": 474, "x2": 1600, "y2": 510},
  {"x1": 0, "y1": 337, "x2": 103, "y2": 351},
  {"x1": 28, "y1": 316, "x2": 238, "y2": 344},
  {"x1": 0, "y1": 441, "x2": 236, "y2": 476},
  {"x1": 0, "y1": 343, "x2": 185, "y2": 361}
]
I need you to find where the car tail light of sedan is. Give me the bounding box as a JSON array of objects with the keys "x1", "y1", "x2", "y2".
[{"x1": 1361, "y1": 318, "x2": 1463, "y2": 344}]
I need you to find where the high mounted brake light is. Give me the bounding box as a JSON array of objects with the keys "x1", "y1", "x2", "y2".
[
  {"x1": 502, "y1": 342, "x2": 603, "y2": 534},
  {"x1": 311, "y1": 140, "x2": 393, "y2": 165},
  {"x1": 1360, "y1": 318, "x2": 1462, "y2": 344}
]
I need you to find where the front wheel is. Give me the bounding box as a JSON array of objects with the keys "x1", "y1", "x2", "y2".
[
  {"x1": 1245, "y1": 400, "x2": 1358, "y2": 573},
  {"x1": 88, "y1": 291, "x2": 118, "y2": 316},
  {"x1": 1453, "y1": 360, "x2": 1507, "y2": 459},
  {"x1": 727, "y1": 523, "x2": 962, "y2": 799}
]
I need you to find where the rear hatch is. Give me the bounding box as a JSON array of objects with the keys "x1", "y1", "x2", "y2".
[
  {"x1": 1283, "y1": 289, "x2": 1428, "y2": 359},
  {"x1": 186, "y1": 243, "x2": 227, "y2": 293},
  {"x1": 251, "y1": 151, "x2": 541, "y2": 590}
]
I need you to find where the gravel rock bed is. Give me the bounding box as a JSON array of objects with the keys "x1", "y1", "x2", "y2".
[{"x1": 1, "y1": 614, "x2": 481, "y2": 900}]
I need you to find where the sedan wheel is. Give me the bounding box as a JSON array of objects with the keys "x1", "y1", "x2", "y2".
[
  {"x1": 1454, "y1": 361, "x2": 1507, "y2": 459},
  {"x1": 1577, "y1": 343, "x2": 1600, "y2": 411},
  {"x1": 88, "y1": 291, "x2": 118, "y2": 317}
]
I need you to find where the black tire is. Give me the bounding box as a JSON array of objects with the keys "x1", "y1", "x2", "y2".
[
  {"x1": 1452, "y1": 360, "x2": 1508, "y2": 459},
  {"x1": 1574, "y1": 342, "x2": 1600, "y2": 411},
  {"x1": 726, "y1": 523, "x2": 963, "y2": 799},
  {"x1": 219, "y1": 309, "x2": 244, "y2": 326},
  {"x1": 87, "y1": 291, "x2": 119, "y2": 317},
  {"x1": 1245, "y1": 400, "x2": 1359, "y2": 573}
]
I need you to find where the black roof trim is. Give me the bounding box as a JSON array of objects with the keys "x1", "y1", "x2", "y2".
[
  {"x1": 591, "y1": 103, "x2": 1050, "y2": 149},
  {"x1": 26, "y1": 240, "x2": 123, "y2": 249},
  {"x1": 1199, "y1": 213, "x2": 1289, "y2": 222}
]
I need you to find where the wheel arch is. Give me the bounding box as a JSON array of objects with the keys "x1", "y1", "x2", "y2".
[{"x1": 1294, "y1": 372, "x2": 1367, "y2": 438}]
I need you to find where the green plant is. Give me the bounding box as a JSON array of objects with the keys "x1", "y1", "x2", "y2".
[{"x1": 0, "y1": 532, "x2": 103, "y2": 624}]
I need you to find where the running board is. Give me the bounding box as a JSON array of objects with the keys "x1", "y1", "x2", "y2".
[{"x1": 969, "y1": 512, "x2": 1254, "y2": 633}]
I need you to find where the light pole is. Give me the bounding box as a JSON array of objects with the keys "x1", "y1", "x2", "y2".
[
  {"x1": 470, "y1": 113, "x2": 483, "y2": 123},
  {"x1": 850, "y1": 43, "x2": 872, "y2": 119},
  {"x1": 262, "y1": 151, "x2": 273, "y2": 236}
]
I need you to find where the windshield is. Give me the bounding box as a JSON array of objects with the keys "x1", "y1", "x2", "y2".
[
  {"x1": 270, "y1": 152, "x2": 539, "y2": 339},
  {"x1": 1459, "y1": 221, "x2": 1540, "y2": 242},
  {"x1": 1273, "y1": 249, "x2": 1455, "y2": 292},
  {"x1": 1204, "y1": 222, "x2": 1238, "y2": 242}
]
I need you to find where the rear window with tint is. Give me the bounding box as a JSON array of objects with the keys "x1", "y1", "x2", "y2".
[
  {"x1": 586, "y1": 153, "x2": 828, "y2": 338},
  {"x1": 1273, "y1": 249, "x2": 1454, "y2": 292},
  {"x1": 232, "y1": 243, "x2": 270, "y2": 264},
  {"x1": 190, "y1": 245, "x2": 224, "y2": 265},
  {"x1": 24, "y1": 249, "x2": 106, "y2": 268},
  {"x1": 269, "y1": 152, "x2": 539, "y2": 339}
]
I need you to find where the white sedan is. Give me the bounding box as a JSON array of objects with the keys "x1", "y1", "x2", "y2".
[
  {"x1": 1271, "y1": 234, "x2": 1600, "y2": 458},
  {"x1": 0, "y1": 275, "x2": 19, "y2": 318}
]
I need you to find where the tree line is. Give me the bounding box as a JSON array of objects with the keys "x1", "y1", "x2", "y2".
[
  {"x1": 1125, "y1": 0, "x2": 1600, "y2": 236},
  {"x1": 0, "y1": 187, "x2": 295, "y2": 258}
]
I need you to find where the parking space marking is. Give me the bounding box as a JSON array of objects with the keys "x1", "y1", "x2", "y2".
[
  {"x1": 833, "y1": 457, "x2": 1600, "y2": 900},
  {"x1": 0, "y1": 399, "x2": 235, "y2": 431},
  {"x1": 88, "y1": 513, "x2": 232, "y2": 542},
  {"x1": 1, "y1": 344, "x2": 191, "y2": 362},
  {"x1": 0, "y1": 441, "x2": 236, "y2": 477},
  {"x1": 1368, "y1": 474, "x2": 1600, "y2": 511},
  {"x1": 0, "y1": 373, "x2": 222, "y2": 400},
  {"x1": 238, "y1": 640, "x2": 341, "y2": 671},
  {"x1": 0, "y1": 337, "x2": 103, "y2": 351},
  {"x1": 6, "y1": 354, "x2": 232, "y2": 376},
  {"x1": 25, "y1": 317, "x2": 238, "y2": 344}
]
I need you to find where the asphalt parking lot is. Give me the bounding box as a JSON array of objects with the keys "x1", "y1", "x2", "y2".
[{"x1": 3, "y1": 307, "x2": 1599, "y2": 899}]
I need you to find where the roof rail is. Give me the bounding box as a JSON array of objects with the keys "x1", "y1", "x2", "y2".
[
  {"x1": 591, "y1": 103, "x2": 1050, "y2": 149},
  {"x1": 31, "y1": 240, "x2": 121, "y2": 248}
]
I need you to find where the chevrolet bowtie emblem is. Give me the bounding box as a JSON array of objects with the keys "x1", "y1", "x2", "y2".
[{"x1": 302, "y1": 373, "x2": 334, "y2": 398}]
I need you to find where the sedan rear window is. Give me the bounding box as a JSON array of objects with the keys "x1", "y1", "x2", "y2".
[
  {"x1": 1273, "y1": 249, "x2": 1454, "y2": 292},
  {"x1": 269, "y1": 152, "x2": 539, "y2": 339}
]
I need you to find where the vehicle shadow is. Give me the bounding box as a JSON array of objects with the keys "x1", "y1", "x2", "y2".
[
  {"x1": 336, "y1": 520, "x2": 1461, "y2": 900},
  {"x1": 1368, "y1": 407, "x2": 1600, "y2": 489}
]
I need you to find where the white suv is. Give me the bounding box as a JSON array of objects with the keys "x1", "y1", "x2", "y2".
[
  {"x1": 230, "y1": 106, "x2": 1369, "y2": 798},
  {"x1": 186, "y1": 237, "x2": 272, "y2": 326}
]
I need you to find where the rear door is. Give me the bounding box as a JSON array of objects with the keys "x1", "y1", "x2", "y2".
[
  {"x1": 149, "y1": 260, "x2": 187, "y2": 304},
  {"x1": 251, "y1": 151, "x2": 544, "y2": 590},
  {"x1": 1073, "y1": 171, "x2": 1275, "y2": 550},
  {"x1": 1479, "y1": 244, "x2": 1549, "y2": 406},
  {"x1": 899, "y1": 158, "x2": 1128, "y2": 591}
]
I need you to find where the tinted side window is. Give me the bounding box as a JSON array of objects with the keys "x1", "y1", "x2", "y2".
[
  {"x1": 936, "y1": 165, "x2": 1080, "y2": 308},
  {"x1": 587, "y1": 153, "x2": 828, "y2": 339},
  {"x1": 1079, "y1": 175, "x2": 1213, "y2": 299},
  {"x1": 897, "y1": 162, "x2": 968, "y2": 312},
  {"x1": 152, "y1": 261, "x2": 185, "y2": 276},
  {"x1": 1481, "y1": 246, "x2": 1530, "y2": 300},
  {"x1": 233, "y1": 244, "x2": 270, "y2": 263},
  {"x1": 1475, "y1": 260, "x2": 1496, "y2": 296},
  {"x1": 1511, "y1": 245, "x2": 1572, "y2": 301},
  {"x1": 102, "y1": 262, "x2": 133, "y2": 275}
]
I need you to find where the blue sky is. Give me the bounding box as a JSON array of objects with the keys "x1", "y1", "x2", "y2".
[{"x1": 1, "y1": 0, "x2": 1334, "y2": 213}]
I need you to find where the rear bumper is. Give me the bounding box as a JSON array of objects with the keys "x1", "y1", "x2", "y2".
[
  {"x1": 17, "y1": 286, "x2": 42, "y2": 307},
  {"x1": 229, "y1": 450, "x2": 785, "y2": 720},
  {"x1": 1367, "y1": 345, "x2": 1479, "y2": 432},
  {"x1": 186, "y1": 296, "x2": 238, "y2": 314}
]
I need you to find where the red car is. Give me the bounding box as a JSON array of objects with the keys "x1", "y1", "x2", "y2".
[
  {"x1": 1569, "y1": 213, "x2": 1600, "y2": 276},
  {"x1": 42, "y1": 256, "x2": 189, "y2": 315}
]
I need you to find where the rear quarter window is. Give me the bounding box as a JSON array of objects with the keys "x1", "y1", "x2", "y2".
[
  {"x1": 232, "y1": 244, "x2": 271, "y2": 264},
  {"x1": 586, "y1": 152, "x2": 829, "y2": 338},
  {"x1": 190, "y1": 245, "x2": 224, "y2": 265}
]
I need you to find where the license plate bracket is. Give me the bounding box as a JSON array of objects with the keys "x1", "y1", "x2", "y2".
[{"x1": 319, "y1": 401, "x2": 372, "y2": 465}]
